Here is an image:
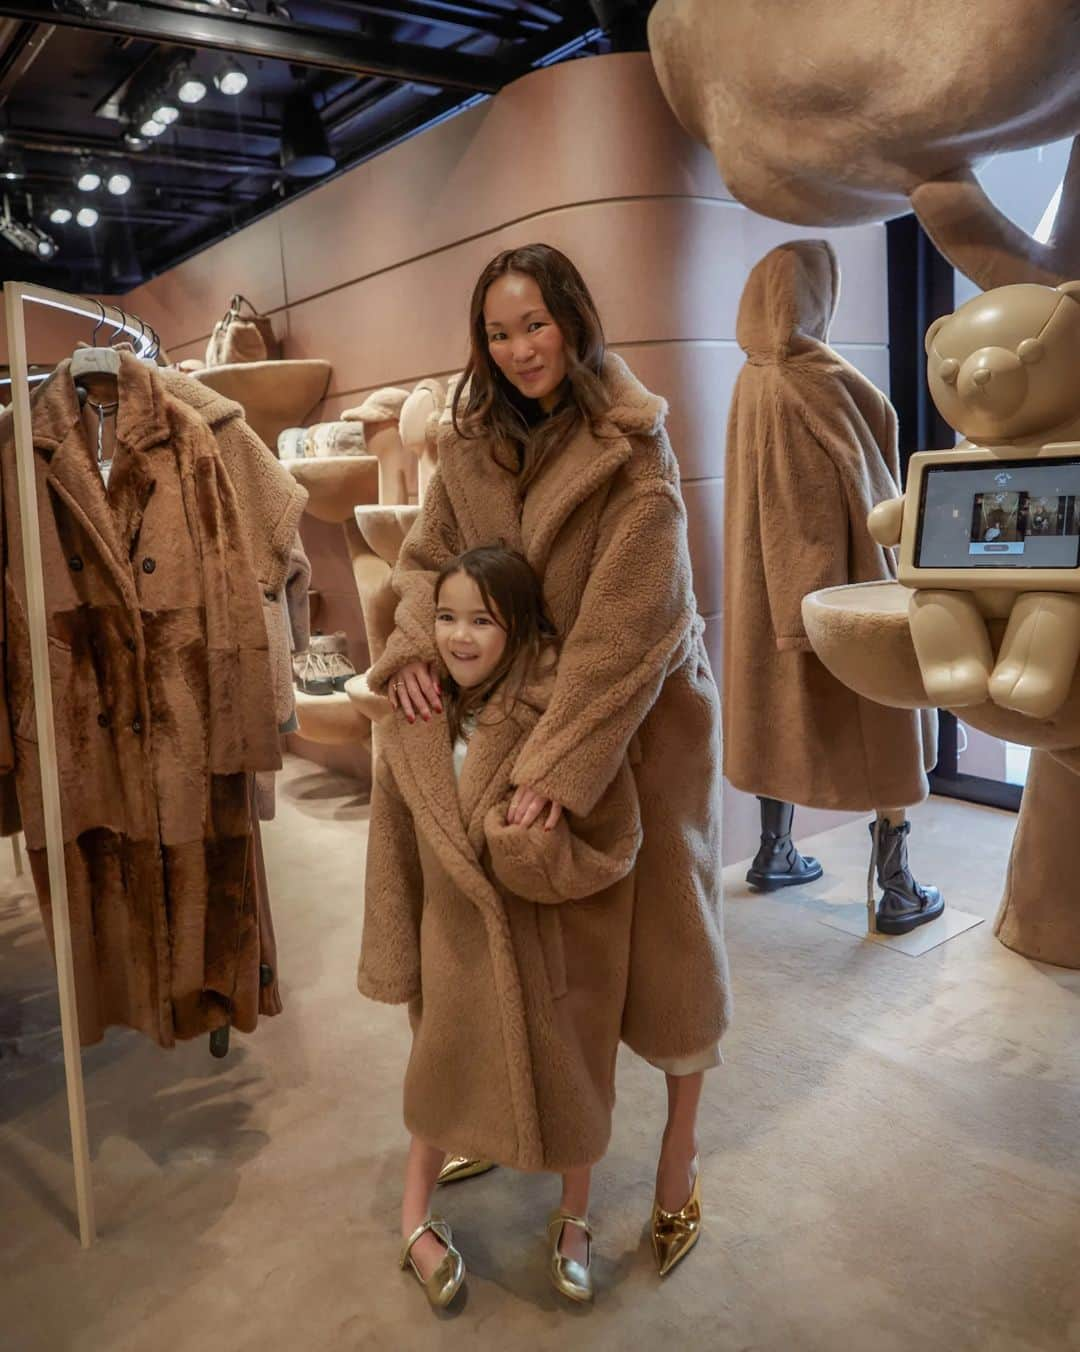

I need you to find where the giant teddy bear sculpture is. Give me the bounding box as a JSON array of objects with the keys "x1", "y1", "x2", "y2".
[
  {"x1": 868, "y1": 281, "x2": 1080, "y2": 720},
  {"x1": 647, "y1": 0, "x2": 1080, "y2": 289}
]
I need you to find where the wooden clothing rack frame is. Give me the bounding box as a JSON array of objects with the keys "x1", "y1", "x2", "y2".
[{"x1": 2, "y1": 282, "x2": 164, "y2": 1249}]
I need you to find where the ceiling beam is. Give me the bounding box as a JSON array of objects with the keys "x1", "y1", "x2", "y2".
[
  {"x1": 0, "y1": 0, "x2": 511, "y2": 94},
  {"x1": 7, "y1": 128, "x2": 279, "y2": 177},
  {"x1": 0, "y1": 17, "x2": 53, "y2": 105}
]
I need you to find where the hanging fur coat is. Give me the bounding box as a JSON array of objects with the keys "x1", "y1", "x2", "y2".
[
  {"x1": 723, "y1": 240, "x2": 935, "y2": 811},
  {"x1": 367, "y1": 353, "x2": 731, "y2": 1065},
  {"x1": 0, "y1": 353, "x2": 287, "y2": 1046},
  {"x1": 359, "y1": 671, "x2": 642, "y2": 1170}
]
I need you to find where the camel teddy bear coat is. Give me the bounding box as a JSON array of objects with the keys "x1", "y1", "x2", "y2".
[
  {"x1": 367, "y1": 353, "x2": 731, "y2": 1064},
  {"x1": 0, "y1": 353, "x2": 298, "y2": 1046},
  {"x1": 359, "y1": 672, "x2": 642, "y2": 1170},
  {"x1": 723, "y1": 240, "x2": 936, "y2": 811}
]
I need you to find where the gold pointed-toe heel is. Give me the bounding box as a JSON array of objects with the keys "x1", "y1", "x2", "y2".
[
  {"x1": 436, "y1": 1156, "x2": 497, "y2": 1186},
  {"x1": 546, "y1": 1209, "x2": 594, "y2": 1304},
  {"x1": 399, "y1": 1216, "x2": 466, "y2": 1309},
  {"x1": 651, "y1": 1157, "x2": 702, "y2": 1277}
]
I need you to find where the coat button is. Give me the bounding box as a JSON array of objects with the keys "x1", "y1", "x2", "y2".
[
  {"x1": 125, "y1": 638, "x2": 136, "y2": 653},
  {"x1": 141, "y1": 558, "x2": 156, "y2": 574},
  {"x1": 68, "y1": 555, "x2": 83, "y2": 572},
  {"x1": 97, "y1": 713, "x2": 109, "y2": 728},
  {"x1": 131, "y1": 717, "x2": 143, "y2": 734}
]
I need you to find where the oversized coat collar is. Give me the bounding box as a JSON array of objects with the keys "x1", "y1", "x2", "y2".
[
  {"x1": 435, "y1": 352, "x2": 668, "y2": 573},
  {"x1": 31, "y1": 352, "x2": 174, "y2": 612}
]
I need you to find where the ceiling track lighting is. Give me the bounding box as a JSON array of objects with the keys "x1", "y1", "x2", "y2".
[
  {"x1": 280, "y1": 90, "x2": 336, "y2": 179},
  {"x1": 75, "y1": 158, "x2": 101, "y2": 192},
  {"x1": 177, "y1": 67, "x2": 208, "y2": 105},
  {"x1": 106, "y1": 170, "x2": 133, "y2": 196},
  {"x1": 48, "y1": 202, "x2": 73, "y2": 225},
  {"x1": 214, "y1": 57, "x2": 248, "y2": 96},
  {"x1": 76, "y1": 205, "x2": 99, "y2": 228},
  {"x1": 1, "y1": 149, "x2": 25, "y2": 182},
  {"x1": 0, "y1": 195, "x2": 58, "y2": 258}
]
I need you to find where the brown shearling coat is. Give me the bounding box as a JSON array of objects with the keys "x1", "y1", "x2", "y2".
[
  {"x1": 0, "y1": 353, "x2": 287, "y2": 1046},
  {"x1": 359, "y1": 675, "x2": 642, "y2": 1171},
  {"x1": 723, "y1": 241, "x2": 935, "y2": 811},
  {"x1": 368, "y1": 353, "x2": 731, "y2": 1064}
]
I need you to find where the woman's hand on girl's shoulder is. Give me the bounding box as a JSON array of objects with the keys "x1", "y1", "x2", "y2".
[
  {"x1": 507, "y1": 784, "x2": 564, "y2": 831},
  {"x1": 388, "y1": 661, "x2": 443, "y2": 724}
]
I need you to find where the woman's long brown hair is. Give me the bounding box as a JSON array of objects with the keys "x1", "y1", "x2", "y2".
[
  {"x1": 451, "y1": 243, "x2": 612, "y2": 489},
  {"x1": 434, "y1": 546, "x2": 558, "y2": 747}
]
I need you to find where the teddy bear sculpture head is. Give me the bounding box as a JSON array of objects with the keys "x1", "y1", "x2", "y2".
[{"x1": 925, "y1": 282, "x2": 1080, "y2": 443}]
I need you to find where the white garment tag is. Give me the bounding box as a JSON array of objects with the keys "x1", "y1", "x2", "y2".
[{"x1": 99, "y1": 460, "x2": 111, "y2": 487}]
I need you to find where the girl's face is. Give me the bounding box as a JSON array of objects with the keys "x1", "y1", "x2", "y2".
[
  {"x1": 483, "y1": 272, "x2": 568, "y2": 412},
  {"x1": 435, "y1": 570, "x2": 509, "y2": 690}
]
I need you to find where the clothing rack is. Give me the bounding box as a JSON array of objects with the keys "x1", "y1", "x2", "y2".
[{"x1": 1, "y1": 281, "x2": 165, "y2": 1249}]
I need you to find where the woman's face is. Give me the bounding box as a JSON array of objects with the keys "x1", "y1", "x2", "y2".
[
  {"x1": 483, "y1": 272, "x2": 568, "y2": 412},
  {"x1": 434, "y1": 570, "x2": 508, "y2": 690}
]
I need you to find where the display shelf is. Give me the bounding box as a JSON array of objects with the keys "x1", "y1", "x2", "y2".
[
  {"x1": 286, "y1": 454, "x2": 379, "y2": 523},
  {"x1": 194, "y1": 359, "x2": 331, "y2": 452},
  {"x1": 354, "y1": 504, "x2": 419, "y2": 561},
  {"x1": 292, "y1": 688, "x2": 370, "y2": 748}
]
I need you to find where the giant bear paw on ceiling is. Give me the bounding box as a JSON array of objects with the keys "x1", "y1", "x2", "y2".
[{"x1": 647, "y1": 0, "x2": 1080, "y2": 291}]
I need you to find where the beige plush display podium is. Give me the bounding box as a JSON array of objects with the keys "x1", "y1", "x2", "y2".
[
  {"x1": 803, "y1": 580, "x2": 1080, "y2": 968},
  {"x1": 194, "y1": 359, "x2": 331, "y2": 452}
]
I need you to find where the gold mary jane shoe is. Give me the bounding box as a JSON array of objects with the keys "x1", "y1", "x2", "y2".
[
  {"x1": 436, "y1": 1156, "x2": 496, "y2": 1186},
  {"x1": 399, "y1": 1216, "x2": 465, "y2": 1309},
  {"x1": 546, "y1": 1210, "x2": 594, "y2": 1304},
  {"x1": 651, "y1": 1157, "x2": 702, "y2": 1277}
]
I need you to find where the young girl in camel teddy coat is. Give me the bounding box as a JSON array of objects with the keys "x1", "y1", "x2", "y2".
[{"x1": 359, "y1": 546, "x2": 643, "y2": 1309}]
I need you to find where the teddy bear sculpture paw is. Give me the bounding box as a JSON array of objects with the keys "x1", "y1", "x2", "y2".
[
  {"x1": 921, "y1": 658, "x2": 991, "y2": 710},
  {"x1": 987, "y1": 663, "x2": 1067, "y2": 721}
]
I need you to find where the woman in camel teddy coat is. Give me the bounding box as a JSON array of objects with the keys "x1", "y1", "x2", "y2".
[{"x1": 368, "y1": 245, "x2": 730, "y2": 1224}]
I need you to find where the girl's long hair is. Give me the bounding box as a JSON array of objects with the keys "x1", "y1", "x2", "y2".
[
  {"x1": 434, "y1": 546, "x2": 558, "y2": 746},
  {"x1": 451, "y1": 243, "x2": 611, "y2": 490}
]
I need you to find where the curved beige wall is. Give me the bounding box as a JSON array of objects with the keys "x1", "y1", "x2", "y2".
[{"x1": 122, "y1": 53, "x2": 890, "y2": 856}]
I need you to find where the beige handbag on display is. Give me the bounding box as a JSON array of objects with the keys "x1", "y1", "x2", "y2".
[{"x1": 205, "y1": 294, "x2": 281, "y2": 366}]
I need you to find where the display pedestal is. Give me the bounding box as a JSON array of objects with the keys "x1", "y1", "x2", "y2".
[
  {"x1": 803, "y1": 580, "x2": 1080, "y2": 970},
  {"x1": 194, "y1": 360, "x2": 332, "y2": 452}
]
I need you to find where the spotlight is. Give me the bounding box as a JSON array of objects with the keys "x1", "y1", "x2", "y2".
[
  {"x1": 140, "y1": 116, "x2": 168, "y2": 138},
  {"x1": 280, "y1": 91, "x2": 336, "y2": 178},
  {"x1": 214, "y1": 57, "x2": 248, "y2": 96},
  {"x1": 48, "y1": 204, "x2": 73, "y2": 224},
  {"x1": 0, "y1": 199, "x2": 58, "y2": 258},
  {"x1": 1, "y1": 151, "x2": 24, "y2": 181},
  {"x1": 124, "y1": 129, "x2": 149, "y2": 152},
  {"x1": 36, "y1": 234, "x2": 57, "y2": 259},
  {"x1": 76, "y1": 206, "x2": 99, "y2": 228},
  {"x1": 177, "y1": 73, "x2": 208, "y2": 104},
  {"x1": 152, "y1": 102, "x2": 179, "y2": 126},
  {"x1": 106, "y1": 171, "x2": 132, "y2": 196},
  {"x1": 75, "y1": 161, "x2": 101, "y2": 191}
]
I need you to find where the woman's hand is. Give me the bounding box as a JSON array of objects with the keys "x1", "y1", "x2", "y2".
[
  {"x1": 507, "y1": 784, "x2": 564, "y2": 832},
  {"x1": 387, "y1": 661, "x2": 443, "y2": 723}
]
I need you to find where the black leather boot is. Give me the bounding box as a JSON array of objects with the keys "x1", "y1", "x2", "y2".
[
  {"x1": 870, "y1": 818, "x2": 945, "y2": 935},
  {"x1": 746, "y1": 797, "x2": 824, "y2": 891}
]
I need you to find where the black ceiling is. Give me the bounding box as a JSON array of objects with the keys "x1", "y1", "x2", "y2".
[{"x1": 0, "y1": 0, "x2": 656, "y2": 293}]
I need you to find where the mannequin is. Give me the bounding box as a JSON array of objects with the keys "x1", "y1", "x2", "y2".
[{"x1": 724, "y1": 240, "x2": 941, "y2": 934}]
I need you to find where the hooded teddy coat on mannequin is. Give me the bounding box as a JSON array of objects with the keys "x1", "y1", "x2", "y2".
[
  {"x1": 359, "y1": 671, "x2": 642, "y2": 1170},
  {"x1": 0, "y1": 353, "x2": 295, "y2": 1046},
  {"x1": 723, "y1": 240, "x2": 935, "y2": 811},
  {"x1": 368, "y1": 353, "x2": 730, "y2": 1065}
]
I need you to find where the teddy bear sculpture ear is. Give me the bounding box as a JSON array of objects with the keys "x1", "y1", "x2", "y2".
[
  {"x1": 924, "y1": 312, "x2": 951, "y2": 355},
  {"x1": 938, "y1": 357, "x2": 960, "y2": 384},
  {"x1": 1057, "y1": 280, "x2": 1080, "y2": 303},
  {"x1": 1017, "y1": 338, "x2": 1045, "y2": 364}
]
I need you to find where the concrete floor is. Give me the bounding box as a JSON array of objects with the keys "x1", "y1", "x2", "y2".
[{"x1": 2, "y1": 756, "x2": 1079, "y2": 1352}]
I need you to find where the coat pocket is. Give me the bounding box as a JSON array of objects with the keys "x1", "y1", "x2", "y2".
[{"x1": 536, "y1": 905, "x2": 567, "y2": 1000}]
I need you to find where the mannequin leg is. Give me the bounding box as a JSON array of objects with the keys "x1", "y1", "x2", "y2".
[
  {"x1": 987, "y1": 592, "x2": 1080, "y2": 719},
  {"x1": 869, "y1": 808, "x2": 944, "y2": 935},
  {"x1": 746, "y1": 797, "x2": 824, "y2": 891},
  {"x1": 909, "y1": 589, "x2": 993, "y2": 707},
  {"x1": 402, "y1": 1136, "x2": 450, "y2": 1279}
]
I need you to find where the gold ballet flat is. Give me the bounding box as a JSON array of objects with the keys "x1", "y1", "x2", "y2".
[
  {"x1": 436, "y1": 1156, "x2": 497, "y2": 1186},
  {"x1": 399, "y1": 1216, "x2": 465, "y2": 1309},
  {"x1": 546, "y1": 1209, "x2": 594, "y2": 1304},
  {"x1": 651, "y1": 1157, "x2": 702, "y2": 1277}
]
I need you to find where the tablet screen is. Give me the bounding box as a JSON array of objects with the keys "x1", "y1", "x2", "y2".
[{"x1": 915, "y1": 459, "x2": 1080, "y2": 570}]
